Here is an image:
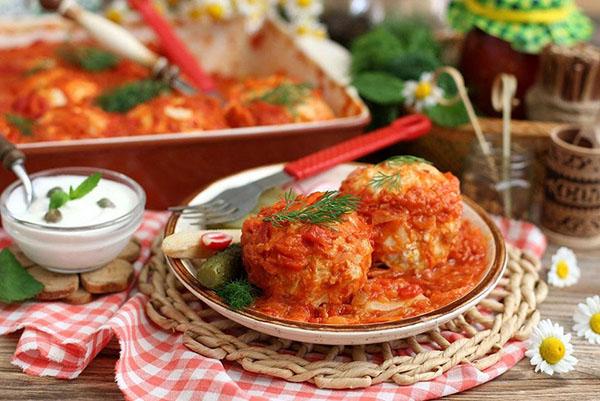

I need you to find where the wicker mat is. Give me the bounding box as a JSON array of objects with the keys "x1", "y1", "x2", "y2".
[{"x1": 138, "y1": 238, "x2": 548, "y2": 389}]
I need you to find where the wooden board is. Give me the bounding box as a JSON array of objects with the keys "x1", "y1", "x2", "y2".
[{"x1": 1, "y1": 243, "x2": 599, "y2": 400}]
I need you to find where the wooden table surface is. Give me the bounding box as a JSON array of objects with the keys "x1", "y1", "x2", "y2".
[{"x1": 1, "y1": 243, "x2": 599, "y2": 400}]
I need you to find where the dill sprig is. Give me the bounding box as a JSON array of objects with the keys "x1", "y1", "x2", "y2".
[
  {"x1": 263, "y1": 190, "x2": 359, "y2": 226},
  {"x1": 23, "y1": 59, "x2": 56, "y2": 76},
  {"x1": 383, "y1": 155, "x2": 431, "y2": 166},
  {"x1": 57, "y1": 45, "x2": 119, "y2": 72},
  {"x1": 256, "y1": 82, "x2": 312, "y2": 108},
  {"x1": 96, "y1": 79, "x2": 170, "y2": 113},
  {"x1": 5, "y1": 113, "x2": 34, "y2": 136},
  {"x1": 216, "y1": 278, "x2": 258, "y2": 310},
  {"x1": 371, "y1": 171, "x2": 402, "y2": 190}
]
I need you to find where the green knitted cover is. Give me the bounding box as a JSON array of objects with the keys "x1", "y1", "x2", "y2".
[{"x1": 448, "y1": 0, "x2": 593, "y2": 54}]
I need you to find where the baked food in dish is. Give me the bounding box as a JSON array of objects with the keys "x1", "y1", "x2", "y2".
[
  {"x1": 340, "y1": 157, "x2": 462, "y2": 272},
  {"x1": 241, "y1": 192, "x2": 372, "y2": 311}
]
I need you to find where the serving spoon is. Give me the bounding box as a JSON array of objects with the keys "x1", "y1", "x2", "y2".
[{"x1": 0, "y1": 135, "x2": 34, "y2": 206}]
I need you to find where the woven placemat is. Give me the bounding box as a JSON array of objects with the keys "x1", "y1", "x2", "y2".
[{"x1": 138, "y1": 237, "x2": 548, "y2": 389}]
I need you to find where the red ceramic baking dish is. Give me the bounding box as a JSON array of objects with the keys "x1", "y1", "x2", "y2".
[{"x1": 0, "y1": 16, "x2": 370, "y2": 209}]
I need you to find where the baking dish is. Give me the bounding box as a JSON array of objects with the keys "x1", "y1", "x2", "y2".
[{"x1": 0, "y1": 16, "x2": 370, "y2": 208}]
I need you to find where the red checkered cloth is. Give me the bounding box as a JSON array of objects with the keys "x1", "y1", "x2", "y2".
[{"x1": 0, "y1": 213, "x2": 546, "y2": 400}]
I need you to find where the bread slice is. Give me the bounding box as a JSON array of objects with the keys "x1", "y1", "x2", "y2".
[
  {"x1": 118, "y1": 238, "x2": 142, "y2": 262},
  {"x1": 63, "y1": 288, "x2": 94, "y2": 304},
  {"x1": 80, "y1": 259, "x2": 134, "y2": 294},
  {"x1": 28, "y1": 266, "x2": 79, "y2": 301},
  {"x1": 8, "y1": 244, "x2": 35, "y2": 268}
]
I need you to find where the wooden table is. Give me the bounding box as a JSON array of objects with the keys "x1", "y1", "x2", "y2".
[{"x1": 1, "y1": 243, "x2": 599, "y2": 400}]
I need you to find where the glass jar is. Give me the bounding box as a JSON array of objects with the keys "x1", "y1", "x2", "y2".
[{"x1": 461, "y1": 139, "x2": 534, "y2": 220}]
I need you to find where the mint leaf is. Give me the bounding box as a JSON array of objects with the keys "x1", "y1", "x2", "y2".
[
  {"x1": 0, "y1": 249, "x2": 43, "y2": 303},
  {"x1": 425, "y1": 102, "x2": 469, "y2": 128},
  {"x1": 69, "y1": 172, "x2": 101, "y2": 200},
  {"x1": 353, "y1": 72, "x2": 404, "y2": 105},
  {"x1": 49, "y1": 189, "x2": 69, "y2": 210}
]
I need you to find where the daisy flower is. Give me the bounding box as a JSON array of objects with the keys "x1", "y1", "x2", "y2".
[
  {"x1": 104, "y1": 0, "x2": 133, "y2": 24},
  {"x1": 402, "y1": 72, "x2": 444, "y2": 112},
  {"x1": 291, "y1": 17, "x2": 327, "y2": 38},
  {"x1": 235, "y1": 0, "x2": 272, "y2": 32},
  {"x1": 547, "y1": 247, "x2": 580, "y2": 288},
  {"x1": 525, "y1": 319, "x2": 577, "y2": 375},
  {"x1": 573, "y1": 295, "x2": 600, "y2": 345},
  {"x1": 283, "y1": 0, "x2": 323, "y2": 19}
]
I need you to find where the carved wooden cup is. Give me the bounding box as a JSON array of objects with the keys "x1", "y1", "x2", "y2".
[{"x1": 542, "y1": 125, "x2": 600, "y2": 241}]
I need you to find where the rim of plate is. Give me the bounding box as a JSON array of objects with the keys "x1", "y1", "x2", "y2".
[{"x1": 164, "y1": 163, "x2": 507, "y2": 333}]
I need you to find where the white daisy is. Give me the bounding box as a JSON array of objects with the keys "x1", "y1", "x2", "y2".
[
  {"x1": 104, "y1": 0, "x2": 135, "y2": 24},
  {"x1": 235, "y1": 0, "x2": 272, "y2": 32},
  {"x1": 402, "y1": 72, "x2": 444, "y2": 112},
  {"x1": 547, "y1": 247, "x2": 580, "y2": 288},
  {"x1": 525, "y1": 319, "x2": 577, "y2": 375},
  {"x1": 184, "y1": 0, "x2": 234, "y2": 21},
  {"x1": 283, "y1": 0, "x2": 323, "y2": 19},
  {"x1": 573, "y1": 295, "x2": 600, "y2": 345},
  {"x1": 291, "y1": 17, "x2": 327, "y2": 38}
]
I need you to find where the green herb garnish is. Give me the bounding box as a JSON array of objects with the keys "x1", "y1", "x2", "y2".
[
  {"x1": 96, "y1": 79, "x2": 170, "y2": 113},
  {"x1": 383, "y1": 155, "x2": 431, "y2": 166},
  {"x1": 5, "y1": 113, "x2": 34, "y2": 136},
  {"x1": 0, "y1": 249, "x2": 43, "y2": 304},
  {"x1": 263, "y1": 190, "x2": 359, "y2": 226},
  {"x1": 46, "y1": 173, "x2": 102, "y2": 216},
  {"x1": 23, "y1": 59, "x2": 56, "y2": 76},
  {"x1": 256, "y1": 82, "x2": 312, "y2": 108},
  {"x1": 58, "y1": 45, "x2": 119, "y2": 72},
  {"x1": 352, "y1": 72, "x2": 405, "y2": 105},
  {"x1": 371, "y1": 171, "x2": 402, "y2": 190},
  {"x1": 216, "y1": 278, "x2": 258, "y2": 310}
]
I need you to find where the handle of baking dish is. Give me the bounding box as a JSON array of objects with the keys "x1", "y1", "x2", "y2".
[
  {"x1": 128, "y1": 0, "x2": 216, "y2": 92},
  {"x1": 283, "y1": 114, "x2": 431, "y2": 180},
  {"x1": 0, "y1": 134, "x2": 25, "y2": 171}
]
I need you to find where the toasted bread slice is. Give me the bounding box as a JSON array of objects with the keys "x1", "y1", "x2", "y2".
[
  {"x1": 8, "y1": 245, "x2": 35, "y2": 268},
  {"x1": 162, "y1": 229, "x2": 241, "y2": 259},
  {"x1": 80, "y1": 259, "x2": 134, "y2": 294},
  {"x1": 28, "y1": 266, "x2": 79, "y2": 301},
  {"x1": 118, "y1": 238, "x2": 142, "y2": 262},
  {"x1": 63, "y1": 288, "x2": 94, "y2": 304}
]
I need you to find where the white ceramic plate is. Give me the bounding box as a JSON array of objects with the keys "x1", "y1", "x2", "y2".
[{"x1": 164, "y1": 164, "x2": 507, "y2": 345}]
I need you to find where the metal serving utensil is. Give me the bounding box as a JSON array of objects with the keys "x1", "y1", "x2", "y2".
[
  {"x1": 169, "y1": 114, "x2": 432, "y2": 225},
  {"x1": 39, "y1": 0, "x2": 196, "y2": 95},
  {"x1": 0, "y1": 135, "x2": 34, "y2": 206}
]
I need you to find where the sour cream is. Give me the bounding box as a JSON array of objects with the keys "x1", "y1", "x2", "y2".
[{"x1": 7, "y1": 175, "x2": 138, "y2": 228}]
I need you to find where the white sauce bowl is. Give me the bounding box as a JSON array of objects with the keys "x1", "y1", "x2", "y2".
[{"x1": 0, "y1": 167, "x2": 146, "y2": 273}]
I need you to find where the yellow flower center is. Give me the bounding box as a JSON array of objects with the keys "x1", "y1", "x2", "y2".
[
  {"x1": 105, "y1": 9, "x2": 123, "y2": 24},
  {"x1": 297, "y1": 0, "x2": 313, "y2": 8},
  {"x1": 206, "y1": 3, "x2": 226, "y2": 19},
  {"x1": 414, "y1": 81, "x2": 432, "y2": 101},
  {"x1": 539, "y1": 337, "x2": 566, "y2": 365},
  {"x1": 590, "y1": 313, "x2": 600, "y2": 334},
  {"x1": 556, "y1": 260, "x2": 569, "y2": 279}
]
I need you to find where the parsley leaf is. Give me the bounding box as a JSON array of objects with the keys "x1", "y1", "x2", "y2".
[
  {"x1": 49, "y1": 189, "x2": 70, "y2": 210},
  {"x1": 96, "y1": 79, "x2": 170, "y2": 113},
  {"x1": 5, "y1": 113, "x2": 34, "y2": 136},
  {"x1": 69, "y1": 172, "x2": 101, "y2": 200},
  {"x1": 0, "y1": 249, "x2": 43, "y2": 304}
]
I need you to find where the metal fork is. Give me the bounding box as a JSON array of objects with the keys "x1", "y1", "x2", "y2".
[{"x1": 169, "y1": 114, "x2": 432, "y2": 225}]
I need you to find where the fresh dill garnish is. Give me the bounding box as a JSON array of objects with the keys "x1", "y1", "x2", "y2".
[
  {"x1": 23, "y1": 59, "x2": 56, "y2": 76},
  {"x1": 263, "y1": 190, "x2": 359, "y2": 226},
  {"x1": 383, "y1": 155, "x2": 431, "y2": 166},
  {"x1": 96, "y1": 79, "x2": 170, "y2": 113},
  {"x1": 57, "y1": 45, "x2": 119, "y2": 72},
  {"x1": 216, "y1": 278, "x2": 258, "y2": 310},
  {"x1": 371, "y1": 171, "x2": 402, "y2": 190},
  {"x1": 5, "y1": 113, "x2": 34, "y2": 136},
  {"x1": 256, "y1": 82, "x2": 312, "y2": 108}
]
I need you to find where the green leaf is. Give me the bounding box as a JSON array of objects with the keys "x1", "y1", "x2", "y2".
[
  {"x1": 255, "y1": 83, "x2": 312, "y2": 108},
  {"x1": 5, "y1": 113, "x2": 34, "y2": 136},
  {"x1": 96, "y1": 79, "x2": 170, "y2": 113},
  {"x1": 49, "y1": 189, "x2": 70, "y2": 210},
  {"x1": 0, "y1": 249, "x2": 43, "y2": 304},
  {"x1": 353, "y1": 72, "x2": 405, "y2": 105},
  {"x1": 383, "y1": 52, "x2": 440, "y2": 81},
  {"x1": 350, "y1": 28, "x2": 405, "y2": 74},
  {"x1": 23, "y1": 59, "x2": 56, "y2": 76},
  {"x1": 216, "y1": 279, "x2": 258, "y2": 310},
  {"x1": 69, "y1": 172, "x2": 101, "y2": 200},
  {"x1": 425, "y1": 101, "x2": 470, "y2": 128},
  {"x1": 58, "y1": 45, "x2": 119, "y2": 72}
]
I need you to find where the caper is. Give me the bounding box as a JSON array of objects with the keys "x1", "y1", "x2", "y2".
[
  {"x1": 97, "y1": 198, "x2": 115, "y2": 208},
  {"x1": 44, "y1": 209, "x2": 62, "y2": 223},
  {"x1": 46, "y1": 186, "x2": 64, "y2": 198}
]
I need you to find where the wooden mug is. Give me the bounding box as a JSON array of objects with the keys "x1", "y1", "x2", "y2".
[{"x1": 542, "y1": 125, "x2": 600, "y2": 248}]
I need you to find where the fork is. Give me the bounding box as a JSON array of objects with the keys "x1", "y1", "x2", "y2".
[{"x1": 169, "y1": 114, "x2": 431, "y2": 225}]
